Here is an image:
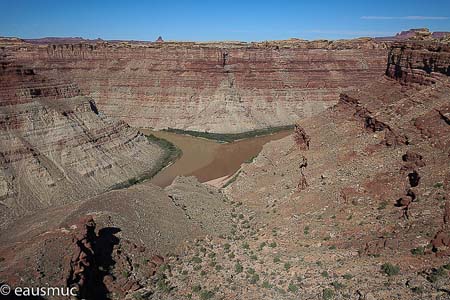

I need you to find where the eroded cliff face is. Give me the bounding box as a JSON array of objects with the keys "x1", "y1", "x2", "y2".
[
  {"x1": 3, "y1": 38, "x2": 389, "y2": 133},
  {"x1": 0, "y1": 60, "x2": 164, "y2": 225},
  {"x1": 386, "y1": 42, "x2": 450, "y2": 84}
]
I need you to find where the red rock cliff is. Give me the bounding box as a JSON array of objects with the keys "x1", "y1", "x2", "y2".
[{"x1": 3, "y1": 38, "x2": 389, "y2": 133}]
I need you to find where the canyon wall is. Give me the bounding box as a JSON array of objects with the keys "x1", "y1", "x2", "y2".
[
  {"x1": 386, "y1": 42, "x2": 450, "y2": 84},
  {"x1": 4, "y1": 38, "x2": 389, "y2": 133},
  {"x1": 0, "y1": 59, "x2": 164, "y2": 225}
]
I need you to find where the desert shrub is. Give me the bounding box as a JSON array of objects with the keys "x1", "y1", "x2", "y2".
[
  {"x1": 249, "y1": 273, "x2": 260, "y2": 284},
  {"x1": 191, "y1": 256, "x2": 202, "y2": 264},
  {"x1": 381, "y1": 263, "x2": 400, "y2": 276},
  {"x1": 288, "y1": 283, "x2": 298, "y2": 293},
  {"x1": 411, "y1": 246, "x2": 425, "y2": 255},
  {"x1": 192, "y1": 285, "x2": 202, "y2": 293},
  {"x1": 322, "y1": 288, "x2": 334, "y2": 300},
  {"x1": 235, "y1": 262, "x2": 243, "y2": 273},
  {"x1": 199, "y1": 290, "x2": 214, "y2": 300}
]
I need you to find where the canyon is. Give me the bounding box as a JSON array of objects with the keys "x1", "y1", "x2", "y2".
[
  {"x1": 0, "y1": 29, "x2": 450, "y2": 300},
  {"x1": 3, "y1": 37, "x2": 389, "y2": 133}
]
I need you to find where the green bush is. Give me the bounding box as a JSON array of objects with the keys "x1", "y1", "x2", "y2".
[
  {"x1": 378, "y1": 201, "x2": 388, "y2": 210},
  {"x1": 342, "y1": 273, "x2": 353, "y2": 280},
  {"x1": 199, "y1": 290, "x2": 214, "y2": 300},
  {"x1": 288, "y1": 283, "x2": 298, "y2": 293},
  {"x1": 192, "y1": 285, "x2": 202, "y2": 293},
  {"x1": 284, "y1": 262, "x2": 292, "y2": 271},
  {"x1": 434, "y1": 182, "x2": 443, "y2": 188},
  {"x1": 428, "y1": 267, "x2": 447, "y2": 283},
  {"x1": 235, "y1": 262, "x2": 243, "y2": 273},
  {"x1": 411, "y1": 246, "x2": 425, "y2": 256},
  {"x1": 331, "y1": 281, "x2": 345, "y2": 289},
  {"x1": 249, "y1": 273, "x2": 260, "y2": 284},
  {"x1": 191, "y1": 256, "x2": 202, "y2": 264},
  {"x1": 381, "y1": 263, "x2": 400, "y2": 276},
  {"x1": 322, "y1": 288, "x2": 334, "y2": 300},
  {"x1": 156, "y1": 274, "x2": 171, "y2": 293}
]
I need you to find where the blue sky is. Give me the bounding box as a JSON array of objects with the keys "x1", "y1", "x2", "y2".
[{"x1": 1, "y1": 0, "x2": 449, "y2": 41}]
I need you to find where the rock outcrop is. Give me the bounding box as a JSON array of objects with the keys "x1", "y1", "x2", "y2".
[
  {"x1": 2, "y1": 38, "x2": 389, "y2": 133},
  {"x1": 386, "y1": 42, "x2": 450, "y2": 84}
]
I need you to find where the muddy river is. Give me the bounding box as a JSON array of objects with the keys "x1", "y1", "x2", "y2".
[{"x1": 140, "y1": 129, "x2": 292, "y2": 187}]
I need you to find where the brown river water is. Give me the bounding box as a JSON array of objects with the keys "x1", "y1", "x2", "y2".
[{"x1": 140, "y1": 129, "x2": 293, "y2": 187}]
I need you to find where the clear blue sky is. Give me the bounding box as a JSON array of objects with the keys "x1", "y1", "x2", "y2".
[{"x1": 1, "y1": 0, "x2": 449, "y2": 41}]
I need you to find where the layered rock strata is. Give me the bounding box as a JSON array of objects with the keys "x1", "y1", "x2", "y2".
[
  {"x1": 0, "y1": 61, "x2": 164, "y2": 225},
  {"x1": 2, "y1": 38, "x2": 389, "y2": 133}
]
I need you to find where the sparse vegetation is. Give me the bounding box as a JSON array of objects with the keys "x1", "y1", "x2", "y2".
[
  {"x1": 156, "y1": 274, "x2": 171, "y2": 293},
  {"x1": 381, "y1": 263, "x2": 400, "y2": 276},
  {"x1": 192, "y1": 285, "x2": 202, "y2": 293},
  {"x1": 223, "y1": 170, "x2": 242, "y2": 188},
  {"x1": 164, "y1": 125, "x2": 294, "y2": 143},
  {"x1": 284, "y1": 262, "x2": 291, "y2": 271},
  {"x1": 249, "y1": 273, "x2": 260, "y2": 284},
  {"x1": 378, "y1": 201, "x2": 388, "y2": 210},
  {"x1": 235, "y1": 262, "x2": 243, "y2": 273},
  {"x1": 427, "y1": 267, "x2": 447, "y2": 283},
  {"x1": 288, "y1": 283, "x2": 298, "y2": 293},
  {"x1": 110, "y1": 134, "x2": 182, "y2": 190},
  {"x1": 191, "y1": 256, "x2": 202, "y2": 264},
  {"x1": 258, "y1": 242, "x2": 266, "y2": 250},
  {"x1": 322, "y1": 288, "x2": 334, "y2": 300},
  {"x1": 433, "y1": 182, "x2": 443, "y2": 188},
  {"x1": 199, "y1": 290, "x2": 214, "y2": 300},
  {"x1": 331, "y1": 281, "x2": 345, "y2": 289},
  {"x1": 411, "y1": 246, "x2": 425, "y2": 255},
  {"x1": 122, "y1": 270, "x2": 130, "y2": 278},
  {"x1": 342, "y1": 274, "x2": 353, "y2": 280}
]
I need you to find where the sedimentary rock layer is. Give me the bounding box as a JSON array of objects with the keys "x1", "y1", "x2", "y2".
[
  {"x1": 0, "y1": 61, "x2": 164, "y2": 225},
  {"x1": 216, "y1": 41, "x2": 450, "y2": 299},
  {"x1": 3, "y1": 38, "x2": 389, "y2": 133},
  {"x1": 386, "y1": 42, "x2": 450, "y2": 84}
]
